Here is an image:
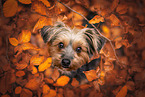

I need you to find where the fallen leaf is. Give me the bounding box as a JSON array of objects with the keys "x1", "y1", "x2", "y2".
[
  {"x1": 109, "y1": 14, "x2": 120, "y2": 26},
  {"x1": 89, "y1": 15, "x2": 104, "y2": 24},
  {"x1": 110, "y1": 0, "x2": 119, "y2": 12},
  {"x1": 30, "y1": 55, "x2": 44, "y2": 65},
  {"x1": 38, "y1": 57, "x2": 52, "y2": 72},
  {"x1": 31, "y1": 66, "x2": 38, "y2": 74},
  {"x1": 44, "y1": 67, "x2": 53, "y2": 78},
  {"x1": 3, "y1": 0, "x2": 18, "y2": 17},
  {"x1": 1, "y1": 94, "x2": 10, "y2": 97},
  {"x1": 51, "y1": 68, "x2": 60, "y2": 81},
  {"x1": 15, "y1": 62, "x2": 28, "y2": 70},
  {"x1": 116, "y1": 85, "x2": 127, "y2": 97},
  {"x1": 25, "y1": 78, "x2": 41, "y2": 90},
  {"x1": 44, "y1": 78, "x2": 54, "y2": 84},
  {"x1": 84, "y1": 70, "x2": 97, "y2": 81},
  {"x1": 116, "y1": 3, "x2": 128, "y2": 14},
  {"x1": 101, "y1": 25, "x2": 110, "y2": 38},
  {"x1": 18, "y1": 30, "x2": 31, "y2": 44},
  {"x1": 71, "y1": 78, "x2": 79, "y2": 87},
  {"x1": 44, "y1": 89, "x2": 56, "y2": 97},
  {"x1": 38, "y1": 0, "x2": 50, "y2": 7},
  {"x1": 18, "y1": 0, "x2": 32, "y2": 4},
  {"x1": 9, "y1": 38, "x2": 18, "y2": 46},
  {"x1": 15, "y1": 86, "x2": 22, "y2": 94},
  {"x1": 16, "y1": 70, "x2": 25, "y2": 77},
  {"x1": 79, "y1": 84, "x2": 91, "y2": 90},
  {"x1": 20, "y1": 88, "x2": 33, "y2": 97},
  {"x1": 55, "y1": 76, "x2": 70, "y2": 86},
  {"x1": 42, "y1": 84, "x2": 50, "y2": 94}
]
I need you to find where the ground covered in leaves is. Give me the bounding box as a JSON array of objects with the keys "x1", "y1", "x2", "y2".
[{"x1": 0, "y1": 0, "x2": 145, "y2": 97}]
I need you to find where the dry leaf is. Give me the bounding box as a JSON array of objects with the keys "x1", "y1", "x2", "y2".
[
  {"x1": 30, "y1": 54, "x2": 44, "y2": 65},
  {"x1": 84, "y1": 70, "x2": 97, "y2": 81},
  {"x1": 38, "y1": 0, "x2": 50, "y2": 7},
  {"x1": 15, "y1": 62, "x2": 28, "y2": 70},
  {"x1": 79, "y1": 84, "x2": 91, "y2": 90},
  {"x1": 116, "y1": 85, "x2": 127, "y2": 97},
  {"x1": 44, "y1": 67, "x2": 53, "y2": 77},
  {"x1": 109, "y1": 14, "x2": 120, "y2": 26},
  {"x1": 38, "y1": 57, "x2": 52, "y2": 72},
  {"x1": 55, "y1": 76, "x2": 70, "y2": 86},
  {"x1": 44, "y1": 89, "x2": 56, "y2": 97},
  {"x1": 42, "y1": 84, "x2": 50, "y2": 94},
  {"x1": 51, "y1": 68, "x2": 60, "y2": 81},
  {"x1": 71, "y1": 78, "x2": 79, "y2": 87},
  {"x1": 116, "y1": 4, "x2": 128, "y2": 14},
  {"x1": 15, "y1": 86, "x2": 22, "y2": 94},
  {"x1": 31, "y1": 66, "x2": 38, "y2": 74},
  {"x1": 89, "y1": 15, "x2": 104, "y2": 24},
  {"x1": 33, "y1": 17, "x2": 52, "y2": 32},
  {"x1": 18, "y1": 0, "x2": 32, "y2": 4},
  {"x1": 9, "y1": 38, "x2": 18, "y2": 46},
  {"x1": 25, "y1": 78, "x2": 41, "y2": 90},
  {"x1": 20, "y1": 88, "x2": 33, "y2": 97},
  {"x1": 44, "y1": 78, "x2": 54, "y2": 84},
  {"x1": 18, "y1": 30, "x2": 31, "y2": 44},
  {"x1": 3, "y1": 0, "x2": 18, "y2": 17},
  {"x1": 110, "y1": 0, "x2": 119, "y2": 12},
  {"x1": 32, "y1": 1, "x2": 47, "y2": 16},
  {"x1": 1, "y1": 94, "x2": 10, "y2": 97},
  {"x1": 16, "y1": 70, "x2": 25, "y2": 77},
  {"x1": 101, "y1": 25, "x2": 110, "y2": 38}
]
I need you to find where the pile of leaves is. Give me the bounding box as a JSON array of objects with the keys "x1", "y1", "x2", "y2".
[{"x1": 0, "y1": 0, "x2": 145, "y2": 97}]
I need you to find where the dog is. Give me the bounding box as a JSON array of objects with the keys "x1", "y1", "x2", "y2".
[{"x1": 41, "y1": 22, "x2": 106, "y2": 75}]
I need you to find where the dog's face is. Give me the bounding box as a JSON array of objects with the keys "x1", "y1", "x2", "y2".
[{"x1": 41, "y1": 22, "x2": 106, "y2": 71}]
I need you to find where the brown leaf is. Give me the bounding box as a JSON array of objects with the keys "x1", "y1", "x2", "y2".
[
  {"x1": 51, "y1": 68, "x2": 60, "y2": 81},
  {"x1": 71, "y1": 78, "x2": 79, "y2": 87},
  {"x1": 15, "y1": 86, "x2": 22, "y2": 94},
  {"x1": 116, "y1": 3, "x2": 128, "y2": 14},
  {"x1": 25, "y1": 78, "x2": 41, "y2": 90},
  {"x1": 1, "y1": 94, "x2": 10, "y2": 97},
  {"x1": 110, "y1": 0, "x2": 119, "y2": 12},
  {"x1": 9, "y1": 38, "x2": 18, "y2": 46},
  {"x1": 84, "y1": 70, "x2": 98, "y2": 81},
  {"x1": 89, "y1": 15, "x2": 104, "y2": 24},
  {"x1": 3, "y1": 0, "x2": 18, "y2": 17},
  {"x1": 55, "y1": 76, "x2": 70, "y2": 86},
  {"x1": 44, "y1": 78, "x2": 54, "y2": 84},
  {"x1": 18, "y1": 0, "x2": 32, "y2": 4},
  {"x1": 16, "y1": 70, "x2": 25, "y2": 77},
  {"x1": 38, "y1": 57, "x2": 52, "y2": 72},
  {"x1": 18, "y1": 30, "x2": 31, "y2": 44},
  {"x1": 116, "y1": 85, "x2": 127, "y2": 97},
  {"x1": 38, "y1": 0, "x2": 50, "y2": 7},
  {"x1": 30, "y1": 54, "x2": 44, "y2": 65},
  {"x1": 109, "y1": 14, "x2": 120, "y2": 26},
  {"x1": 20, "y1": 88, "x2": 33, "y2": 97},
  {"x1": 43, "y1": 89, "x2": 56, "y2": 97},
  {"x1": 15, "y1": 62, "x2": 28, "y2": 70},
  {"x1": 42, "y1": 84, "x2": 50, "y2": 94}
]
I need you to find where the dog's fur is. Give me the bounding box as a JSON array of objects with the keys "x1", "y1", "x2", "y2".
[{"x1": 41, "y1": 22, "x2": 106, "y2": 74}]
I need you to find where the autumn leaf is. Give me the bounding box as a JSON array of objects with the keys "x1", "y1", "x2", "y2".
[
  {"x1": 109, "y1": 14, "x2": 120, "y2": 26},
  {"x1": 89, "y1": 15, "x2": 104, "y2": 24},
  {"x1": 15, "y1": 62, "x2": 28, "y2": 70},
  {"x1": 1, "y1": 94, "x2": 10, "y2": 97},
  {"x1": 38, "y1": 57, "x2": 52, "y2": 72},
  {"x1": 16, "y1": 70, "x2": 25, "y2": 77},
  {"x1": 31, "y1": 66, "x2": 38, "y2": 74},
  {"x1": 33, "y1": 17, "x2": 52, "y2": 32},
  {"x1": 42, "y1": 84, "x2": 50, "y2": 94},
  {"x1": 116, "y1": 85, "x2": 127, "y2": 97},
  {"x1": 3, "y1": 0, "x2": 18, "y2": 17},
  {"x1": 71, "y1": 78, "x2": 79, "y2": 87},
  {"x1": 43, "y1": 89, "x2": 56, "y2": 97},
  {"x1": 44, "y1": 78, "x2": 54, "y2": 84},
  {"x1": 18, "y1": 0, "x2": 32, "y2": 4},
  {"x1": 9, "y1": 38, "x2": 18, "y2": 46},
  {"x1": 55, "y1": 76, "x2": 70, "y2": 86},
  {"x1": 15, "y1": 86, "x2": 22, "y2": 94},
  {"x1": 38, "y1": 0, "x2": 50, "y2": 7},
  {"x1": 18, "y1": 30, "x2": 31, "y2": 44},
  {"x1": 84, "y1": 70, "x2": 98, "y2": 81},
  {"x1": 51, "y1": 68, "x2": 60, "y2": 81},
  {"x1": 30, "y1": 54, "x2": 44, "y2": 65},
  {"x1": 20, "y1": 88, "x2": 33, "y2": 97},
  {"x1": 25, "y1": 78, "x2": 41, "y2": 90},
  {"x1": 101, "y1": 25, "x2": 110, "y2": 38}
]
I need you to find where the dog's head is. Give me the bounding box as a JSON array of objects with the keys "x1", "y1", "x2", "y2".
[{"x1": 41, "y1": 22, "x2": 106, "y2": 71}]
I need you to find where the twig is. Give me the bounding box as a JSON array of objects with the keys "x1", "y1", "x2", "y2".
[{"x1": 57, "y1": 0, "x2": 120, "y2": 63}]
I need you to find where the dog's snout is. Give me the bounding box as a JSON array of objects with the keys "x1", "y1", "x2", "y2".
[{"x1": 61, "y1": 59, "x2": 71, "y2": 68}]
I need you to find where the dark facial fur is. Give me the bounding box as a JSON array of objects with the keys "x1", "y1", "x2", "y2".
[{"x1": 41, "y1": 22, "x2": 106, "y2": 72}]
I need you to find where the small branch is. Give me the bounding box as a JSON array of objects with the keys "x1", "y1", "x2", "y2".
[{"x1": 57, "y1": 0, "x2": 120, "y2": 63}]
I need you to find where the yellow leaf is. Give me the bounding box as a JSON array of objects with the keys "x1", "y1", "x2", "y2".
[
  {"x1": 31, "y1": 66, "x2": 38, "y2": 74},
  {"x1": 55, "y1": 76, "x2": 70, "y2": 86},
  {"x1": 116, "y1": 85, "x2": 127, "y2": 97},
  {"x1": 38, "y1": 0, "x2": 50, "y2": 7},
  {"x1": 89, "y1": 15, "x2": 104, "y2": 24},
  {"x1": 30, "y1": 55, "x2": 44, "y2": 65},
  {"x1": 15, "y1": 86, "x2": 22, "y2": 94},
  {"x1": 18, "y1": 30, "x2": 31, "y2": 44},
  {"x1": 32, "y1": 1, "x2": 47, "y2": 16},
  {"x1": 33, "y1": 17, "x2": 52, "y2": 32},
  {"x1": 38, "y1": 57, "x2": 52, "y2": 72},
  {"x1": 9, "y1": 38, "x2": 18, "y2": 46},
  {"x1": 18, "y1": 0, "x2": 32, "y2": 4},
  {"x1": 3, "y1": 0, "x2": 18, "y2": 17}
]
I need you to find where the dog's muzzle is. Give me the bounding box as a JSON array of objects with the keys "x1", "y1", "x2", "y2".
[{"x1": 61, "y1": 59, "x2": 71, "y2": 68}]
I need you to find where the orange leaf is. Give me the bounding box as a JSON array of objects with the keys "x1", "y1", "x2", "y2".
[
  {"x1": 84, "y1": 70, "x2": 98, "y2": 81},
  {"x1": 1, "y1": 94, "x2": 10, "y2": 97},
  {"x1": 55, "y1": 76, "x2": 70, "y2": 86},
  {"x1": 30, "y1": 55, "x2": 44, "y2": 65},
  {"x1": 38, "y1": 57, "x2": 52, "y2": 72},
  {"x1": 20, "y1": 88, "x2": 33, "y2": 97},
  {"x1": 42, "y1": 84, "x2": 50, "y2": 94},
  {"x1": 51, "y1": 68, "x2": 60, "y2": 81},
  {"x1": 16, "y1": 70, "x2": 25, "y2": 77},
  {"x1": 43, "y1": 89, "x2": 56, "y2": 97},
  {"x1": 18, "y1": 30, "x2": 31, "y2": 44},
  {"x1": 44, "y1": 67, "x2": 53, "y2": 77},
  {"x1": 15, "y1": 86, "x2": 22, "y2": 94},
  {"x1": 45, "y1": 78, "x2": 54, "y2": 84},
  {"x1": 116, "y1": 85, "x2": 127, "y2": 97},
  {"x1": 32, "y1": 1, "x2": 47, "y2": 16},
  {"x1": 18, "y1": 0, "x2": 32, "y2": 4},
  {"x1": 25, "y1": 78, "x2": 41, "y2": 90},
  {"x1": 15, "y1": 63, "x2": 28, "y2": 70},
  {"x1": 101, "y1": 25, "x2": 110, "y2": 38},
  {"x1": 38, "y1": 0, "x2": 50, "y2": 7},
  {"x1": 3, "y1": 0, "x2": 18, "y2": 17},
  {"x1": 31, "y1": 66, "x2": 38, "y2": 74},
  {"x1": 71, "y1": 78, "x2": 79, "y2": 87},
  {"x1": 33, "y1": 17, "x2": 52, "y2": 32},
  {"x1": 9, "y1": 38, "x2": 18, "y2": 46},
  {"x1": 89, "y1": 15, "x2": 104, "y2": 24},
  {"x1": 109, "y1": 14, "x2": 120, "y2": 26}
]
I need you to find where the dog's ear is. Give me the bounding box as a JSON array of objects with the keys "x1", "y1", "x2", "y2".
[
  {"x1": 41, "y1": 22, "x2": 65, "y2": 43},
  {"x1": 83, "y1": 28, "x2": 106, "y2": 55}
]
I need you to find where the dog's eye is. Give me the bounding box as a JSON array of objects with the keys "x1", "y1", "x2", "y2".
[
  {"x1": 58, "y1": 42, "x2": 64, "y2": 48},
  {"x1": 76, "y1": 47, "x2": 82, "y2": 53}
]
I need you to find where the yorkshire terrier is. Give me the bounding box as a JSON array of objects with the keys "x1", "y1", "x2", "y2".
[{"x1": 41, "y1": 22, "x2": 106, "y2": 78}]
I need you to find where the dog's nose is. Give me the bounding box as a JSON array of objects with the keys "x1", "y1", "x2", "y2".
[{"x1": 61, "y1": 59, "x2": 71, "y2": 68}]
